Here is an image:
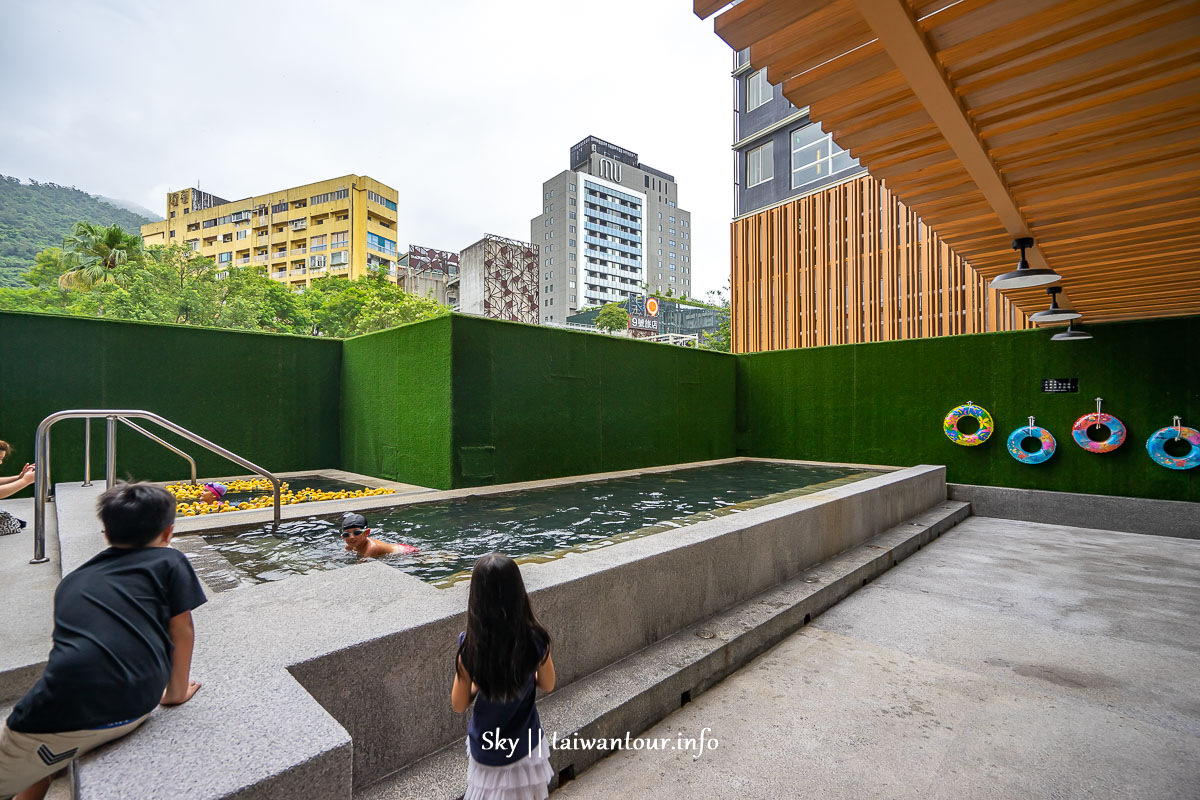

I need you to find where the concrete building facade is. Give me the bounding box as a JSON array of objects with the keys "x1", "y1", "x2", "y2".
[
  {"x1": 140, "y1": 176, "x2": 400, "y2": 290},
  {"x1": 396, "y1": 245, "x2": 458, "y2": 305},
  {"x1": 531, "y1": 136, "x2": 694, "y2": 323},
  {"x1": 455, "y1": 234, "x2": 539, "y2": 323},
  {"x1": 733, "y1": 50, "x2": 863, "y2": 219}
]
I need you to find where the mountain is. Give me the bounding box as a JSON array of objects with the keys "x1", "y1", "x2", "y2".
[
  {"x1": 0, "y1": 176, "x2": 155, "y2": 288},
  {"x1": 96, "y1": 195, "x2": 163, "y2": 222}
]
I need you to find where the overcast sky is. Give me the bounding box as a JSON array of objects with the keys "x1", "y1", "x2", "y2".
[{"x1": 0, "y1": 0, "x2": 735, "y2": 299}]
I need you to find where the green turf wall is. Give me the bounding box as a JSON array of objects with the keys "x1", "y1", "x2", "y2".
[
  {"x1": 340, "y1": 316, "x2": 453, "y2": 490},
  {"x1": 736, "y1": 315, "x2": 1198, "y2": 502},
  {"x1": 450, "y1": 314, "x2": 736, "y2": 487},
  {"x1": 0, "y1": 311, "x2": 341, "y2": 489}
]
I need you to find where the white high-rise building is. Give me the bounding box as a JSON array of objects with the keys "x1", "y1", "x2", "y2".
[{"x1": 531, "y1": 136, "x2": 694, "y2": 323}]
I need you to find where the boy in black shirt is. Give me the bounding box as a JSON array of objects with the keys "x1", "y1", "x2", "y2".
[{"x1": 0, "y1": 483, "x2": 206, "y2": 800}]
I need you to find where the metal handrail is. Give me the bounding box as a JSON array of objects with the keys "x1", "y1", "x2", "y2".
[
  {"x1": 118, "y1": 418, "x2": 198, "y2": 487},
  {"x1": 32, "y1": 410, "x2": 282, "y2": 564}
]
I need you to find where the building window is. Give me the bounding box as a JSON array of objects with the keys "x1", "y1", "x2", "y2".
[
  {"x1": 236, "y1": 230, "x2": 248, "y2": 239},
  {"x1": 569, "y1": 211, "x2": 576, "y2": 220},
  {"x1": 569, "y1": 239, "x2": 575, "y2": 247},
  {"x1": 747, "y1": 68, "x2": 772, "y2": 111},
  {"x1": 366, "y1": 232, "x2": 396, "y2": 254},
  {"x1": 791, "y1": 127, "x2": 857, "y2": 190},
  {"x1": 569, "y1": 253, "x2": 576, "y2": 261},
  {"x1": 570, "y1": 198, "x2": 576, "y2": 206},
  {"x1": 169, "y1": 230, "x2": 175, "y2": 238},
  {"x1": 366, "y1": 190, "x2": 397, "y2": 211},
  {"x1": 748, "y1": 141, "x2": 774, "y2": 187},
  {"x1": 218, "y1": 252, "x2": 232, "y2": 264},
  {"x1": 569, "y1": 225, "x2": 575, "y2": 233},
  {"x1": 330, "y1": 250, "x2": 349, "y2": 265},
  {"x1": 669, "y1": 216, "x2": 676, "y2": 223},
  {"x1": 569, "y1": 183, "x2": 575, "y2": 191}
]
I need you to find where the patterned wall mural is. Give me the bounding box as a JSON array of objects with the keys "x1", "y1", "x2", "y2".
[
  {"x1": 408, "y1": 245, "x2": 459, "y2": 276},
  {"x1": 482, "y1": 234, "x2": 539, "y2": 324}
]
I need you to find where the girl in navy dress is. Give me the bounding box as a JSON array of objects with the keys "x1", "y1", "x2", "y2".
[{"x1": 453, "y1": 553, "x2": 556, "y2": 800}]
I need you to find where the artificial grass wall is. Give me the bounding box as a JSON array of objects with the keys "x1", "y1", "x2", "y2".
[
  {"x1": 340, "y1": 316, "x2": 453, "y2": 490},
  {"x1": 736, "y1": 315, "x2": 1198, "y2": 502},
  {"x1": 450, "y1": 314, "x2": 736, "y2": 487},
  {"x1": 4, "y1": 309, "x2": 1191, "y2": 502},
  {"x1": 0, "y1": 311, "x2": 341, "y2": 488}
]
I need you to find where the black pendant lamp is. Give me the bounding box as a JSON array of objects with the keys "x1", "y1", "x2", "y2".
[
  {"x1": 990, "y1": 237, "x2": 1061, "y2": 289},
  {"x1": 1030, "y1": 286, "x2": 1080, "y2": 323},
  {"x1": 1051, "y1": 320, "x2": 1093, "y2": 341}
]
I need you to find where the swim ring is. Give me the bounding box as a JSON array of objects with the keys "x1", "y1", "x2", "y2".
[
  {"x1": 943, "y1": 403, "x2": 993, "y2": 446},
  {"x1": 1007, "y1": 423, "x2": 1056, "y2": 464},
  {"x1": 1145, "y1": 425, "x2": 1200, "y2": 470},
  {"x1": 1071, "y1": 412, "x2": 1126, "y2": 454}
]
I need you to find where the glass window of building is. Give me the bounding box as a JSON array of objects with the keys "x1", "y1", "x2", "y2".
[
  {"x1": 747, "y1": 68, "x2": 772, "y2": 111},
  {"x1": 748, "y1": 141, "x2": 774, "y2": 187},
  {"x1": 791, "y1": 128, "x2": 857, "y2": 190}
]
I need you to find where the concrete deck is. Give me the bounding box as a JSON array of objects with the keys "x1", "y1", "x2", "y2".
[
  {"x1": 0, "y1": 495, "x2": 57, "y2": 704},
  {"x1": 553, "y1": 517, "x2": 1200, "y2": 800}
]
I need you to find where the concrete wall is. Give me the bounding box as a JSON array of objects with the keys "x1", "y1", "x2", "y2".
[{"x1": 949, "y1": 484, "x2": 1200, "y2": 539}]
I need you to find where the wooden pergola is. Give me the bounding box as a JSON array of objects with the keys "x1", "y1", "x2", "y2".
[{"x1": 697, "y1": 0, "x2": 1200, "y2": 324}]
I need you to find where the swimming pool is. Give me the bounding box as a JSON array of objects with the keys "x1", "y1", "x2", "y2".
[{"x1": 187, "y1": 461, "x2": 882, "y2": 587}]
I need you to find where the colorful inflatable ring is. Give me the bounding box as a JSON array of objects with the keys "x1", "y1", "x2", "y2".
[
  {"x1": 943, "y1": 403, "x2": 993, "y2": 446},
  {"x1": 1007, "y1": 425, "x2": 1056, "y2": 464},
  {"x1": 1145, "y1": 426, "x2": 1200, "y2": 470},
  {"x1": 1071, "y1": 412, "x2": 1127, "y2": 454}
]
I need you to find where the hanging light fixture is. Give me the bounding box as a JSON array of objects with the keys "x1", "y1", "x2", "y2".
[
  {"x1": 990, "y1": 237, "x2": 1061, "y2": 289},
  {"x1": 1051, "y1": 320, "x2": 1093, "y2": 341},
  {"x1": 1030, "y1": 286, "x2": 1081, "y2": 323}
]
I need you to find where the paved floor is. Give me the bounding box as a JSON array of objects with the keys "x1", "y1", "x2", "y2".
[{"x1": 554, "y1": 517, "x2": 1200, "y2": 799}]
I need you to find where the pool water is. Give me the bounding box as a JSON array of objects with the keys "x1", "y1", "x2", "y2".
[{"x1": 193, "y1": 462, "x2": 881, "y2": 587}]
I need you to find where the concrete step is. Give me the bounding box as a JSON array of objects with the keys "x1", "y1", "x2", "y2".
[{"x1": 355, "y1": 501, "x2": 971, "y2": 800}]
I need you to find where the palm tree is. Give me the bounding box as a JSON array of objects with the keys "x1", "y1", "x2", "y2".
[{"x1": 59, "y1": 222, "x2": 144, "y2": 289}]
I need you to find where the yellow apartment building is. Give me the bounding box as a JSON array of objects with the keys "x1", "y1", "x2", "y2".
[{"x1": 140, "y1": 175, "x2": 400, "y2": 289}]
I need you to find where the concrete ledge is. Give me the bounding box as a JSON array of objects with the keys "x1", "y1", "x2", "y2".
[
  {"x1": 949, "y1": 484, "x2": 1199, "y2": 539},
  {"x1": 356, "y1": 502, "x2": 970, "y2": 799}
]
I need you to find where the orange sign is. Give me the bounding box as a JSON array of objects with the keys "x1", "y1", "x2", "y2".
[{"x1": 646, "y1": 297, "x2": 660, "y2": 316}]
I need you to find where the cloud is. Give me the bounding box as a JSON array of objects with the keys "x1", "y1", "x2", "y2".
[{"x1": 0, "y1": 0, "x2": 734, "y2": 298}]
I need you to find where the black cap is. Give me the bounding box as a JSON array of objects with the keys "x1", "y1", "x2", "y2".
[{"x1": 341, "y1": 512, "x2": 367, "y2": 530}]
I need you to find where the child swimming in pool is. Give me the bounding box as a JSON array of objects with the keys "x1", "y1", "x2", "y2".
[
  {"x1": 198, "y1": 482, "x2": 227, "y2": 504},
  {"x1": 452, "y1": 553, "x2": 555, "y2": 800},
  {"x1": 339, "y1": 512, "x2": 418, "y2": 558}
]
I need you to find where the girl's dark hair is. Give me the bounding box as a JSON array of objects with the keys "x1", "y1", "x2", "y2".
[
  {"x1": 0, "y1": 440, "x2": 11, "y2": 458},
  {"x1": 458, "y1": 553, "x2": 551, "y2": 702},
  {"x1": 98, "y1": 482, "x2": 177, "y2": 547}
]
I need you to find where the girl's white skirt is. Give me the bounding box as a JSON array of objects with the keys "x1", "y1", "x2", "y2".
[{"x1": 464, "y1": 735, "x2": 554, "y2": 800}]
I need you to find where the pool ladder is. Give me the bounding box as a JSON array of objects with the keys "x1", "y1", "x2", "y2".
[{"x1": 30, "y1": 410, "x2": 282, "y2": 564}]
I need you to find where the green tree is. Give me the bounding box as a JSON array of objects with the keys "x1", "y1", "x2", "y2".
[
  {"x1": 59, "y1": 222, "x2": 144, "y2": 288},
  {"x1": 698, "y1": 283, "x2": 731, "y2": 352},
  {"x1": 0, "y1": 176, "x2": 154, "y2": 288},
  {"x1": 593, "y1": 302, "x2": 629, "y2": 333}
]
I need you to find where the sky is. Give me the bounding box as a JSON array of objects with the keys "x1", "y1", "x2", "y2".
[{"x1": 0, "y1": 0, "x2": 736, "y2": 300}]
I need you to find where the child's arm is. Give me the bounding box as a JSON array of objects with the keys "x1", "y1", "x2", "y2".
[
  {"x1": 536, "y1": 651, "x2": 556, "y2": 693},
  {"x1": 0, "y1": 465, "x2": 34, "y2": 499},
  {"x1": 451, "y1": 656, "x2": 475, "y2": 713},
  {"x1": 161, "y1": 610, "x2": 202, "y2": 705}
]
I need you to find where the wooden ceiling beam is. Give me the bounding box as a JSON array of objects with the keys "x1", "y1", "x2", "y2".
[{"x1": 851, "y1": 0, "x2": 1049, "y2": 269}]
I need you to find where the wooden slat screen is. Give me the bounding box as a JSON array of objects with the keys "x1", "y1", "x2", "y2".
[{"x1": 731, "y1": 175, "x2": 1031, "y2": 353}]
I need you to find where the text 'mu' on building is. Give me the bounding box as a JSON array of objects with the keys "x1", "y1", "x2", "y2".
[
  {"x1": 140, "y1": 176, "x2": 400, "y2": 290},
  {"x1": 531, "y1": 136, "x2": 694, "y2": 323},
  {"x1": 731, "y1": 50, "x2": 1028, "y2": 353}
]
